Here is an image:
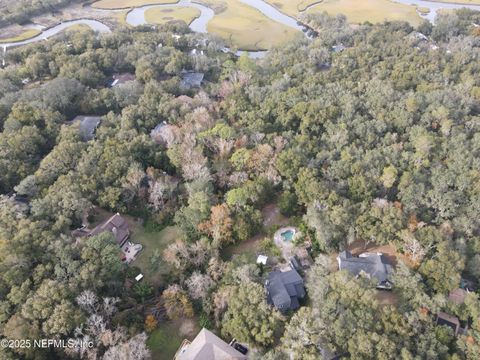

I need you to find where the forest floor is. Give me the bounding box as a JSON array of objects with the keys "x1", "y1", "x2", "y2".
[
  {"x1": 144, "y1": 6, "x2": 201, "y2": 25},
  {"x1": 222, "y1": 233, "x2": 264, "y2": 261},
  {"x1": 333, "y1": 239, "x2": 403, "y2": 306},
  {"x1": 346, "y1": 238, "x2": 415, "y2": 268}
]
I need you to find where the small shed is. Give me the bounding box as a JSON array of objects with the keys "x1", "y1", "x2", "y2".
[
  {"x1": 257, "y1": 255, "x2": 268, "y2": 265},
  {"x1": 332, "y1": 44, "x2": 346, "y2": 53}
]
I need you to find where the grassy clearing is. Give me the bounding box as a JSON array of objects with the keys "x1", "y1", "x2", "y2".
[
  {"x1": 207, "y1": 0, "x2": 300, "y2": 50},
  {"x1": 306, "y1": 0, "x2": 423, "y2": 26},
  {"x1": 130, "y1": 223, "x2": 181, "y2": 287},
  {"x1": 147, "y1": 320, "x2": 186, "y2": 360},
  {"x1": 148, "y1": 318, "x2": 199, "y2": 360},
  {"x1": 145, "y1": 6, "x2": 201, "y2": 25},
  {"x1": 265, "y1": 0, "x2": 322, "y2": 16},
  {"x1": 222, "y1": 203, "x2": 288, "y2": 261},
  {"x1": 0, "y1": 28, "x2": 41, "y2": 43},
  {"x1": 63, "y1": 24, "x2": 92, "y2": 33},
  {"x1": 417, "y1": 6, "x2": 430, "y2": 15},
  {"x1": 92, "y1": 0, "x2": 178, "y2": 10},
  {"x1": 222, "y1": 234, "x2": 263, "y2": 261},
  {"x1": 195, "y1": 0, "x2": 228, "y2": 14},
  {"x1": 429, "y1": 0, "x2": 480, "y2": 4},
  {"x1": 115, "y1": 11, "x2": 129, "y2": 25}
]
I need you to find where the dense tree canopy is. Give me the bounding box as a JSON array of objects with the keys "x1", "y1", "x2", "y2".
[{"x1": 0, "y1": 9, "x2": 479, "y2": 359}]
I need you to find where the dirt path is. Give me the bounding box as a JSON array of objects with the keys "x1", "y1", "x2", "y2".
[
  {"x1": 262, "y1": 202, "x2": 289, "y2": 228},
  {"x1": 347, "y1": 239, "x2": 415, "y2": 268}
]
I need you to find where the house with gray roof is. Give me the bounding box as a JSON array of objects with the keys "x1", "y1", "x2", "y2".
[
  {"x1": 70, "y1": 115, "x2": 102, "y2": 141},
  {"x1": 265, "y1": 268, "x2": 306, "y2": 313},
  {"x1": 180, "y1": 72, "x2": 204, "y2": 90},
  {"x1": 174, "y1": 328, "x2": 247, "y2": 360},
  {"x1": 337, "y1": 250, "x2": 393, "y2": 289}
]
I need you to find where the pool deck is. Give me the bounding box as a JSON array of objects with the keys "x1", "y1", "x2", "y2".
[{"x1": 273, "y1": 226, "x2": 298, "y2": 259}]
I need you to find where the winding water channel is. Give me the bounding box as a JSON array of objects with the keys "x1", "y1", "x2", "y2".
[
  {"x1": 125, "y1": 0, "x2": 214, "y2": 32},
  {"x1": 2, "y1": 0, "x2": 480, "y2": 53},
  {"x1": 1, "y1": 19, "x2": 111, "y2": 48},
  {"x1": 393, "y1": 0, "x2": 480, "y2": 22}
]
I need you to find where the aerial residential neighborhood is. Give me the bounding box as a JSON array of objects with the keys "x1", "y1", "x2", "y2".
[{"x1": 1, "y1": 0, "x2": 480, "y2": 359}]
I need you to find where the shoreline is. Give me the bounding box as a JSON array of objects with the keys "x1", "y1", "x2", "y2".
[
  {"x1": 91, "y1": 0, "x2": 180, "y2": 10},
  {"x1": 1, "y1": 18, "x2": 111, "y2": 47}
]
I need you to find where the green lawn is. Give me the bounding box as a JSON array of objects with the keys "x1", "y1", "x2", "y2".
[
  {"x1": 130, "y1": 223, "x2": 181, "y2": 287},
  {"x1": 222, "y1": 234, "x2": 262, "y2": 261},
  {"x1": 147, "y1": 318, "x2": 199, "y2": 360},
  {"x1": 147, "y1": 321, "x2": 185, "y2": 360}
]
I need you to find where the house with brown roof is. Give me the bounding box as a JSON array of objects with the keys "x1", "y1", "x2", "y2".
[
  {"x1": 88, "y1": 213, "x2": 130, "y2": 246},
  {"x1": 109, "y1": 73, "x2": 136, "y2": 87},
  {"x1": 72, "y1": 212, "x2": 143, "y2": 263},
  {"x1": 73, "y1": 213, "x2": 130, "y2": 247},
  {"x1": 174, "y1": 328, "x2": 247, "y2": 360},
  {"x1": 436, "y1": 312, "x2": 461, "y2": 336}
]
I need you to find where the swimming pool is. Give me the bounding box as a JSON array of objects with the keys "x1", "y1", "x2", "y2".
[{"x1": 281, "y1": 229, "x2": 295, "y2": 242}]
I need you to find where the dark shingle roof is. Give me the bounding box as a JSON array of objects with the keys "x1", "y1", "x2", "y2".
[
  {"x1": 180, "y1": 72, "x2": 204, "y2": 89},
  {"x1": 71, "y1": 115, "x2": 102, "y2": 141},
  {"x1": 337, "y1": 251, "x2": 392, "y2": 288},
  {"x1": 265, "y1": 268, "x2": 305, "y2": 313}
]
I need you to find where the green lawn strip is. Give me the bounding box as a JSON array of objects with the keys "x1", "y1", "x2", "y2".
[
  {"x1": 147, "y1": 321, "x2": 185, "y2": 359},
  {"x1": 129, "y1": 223, "x2": 181, "y2": 287}
]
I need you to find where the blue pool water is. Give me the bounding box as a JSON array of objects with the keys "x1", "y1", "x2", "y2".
[{"x1": 281, "y1": 230, "x2": 295, "y2": 242}]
